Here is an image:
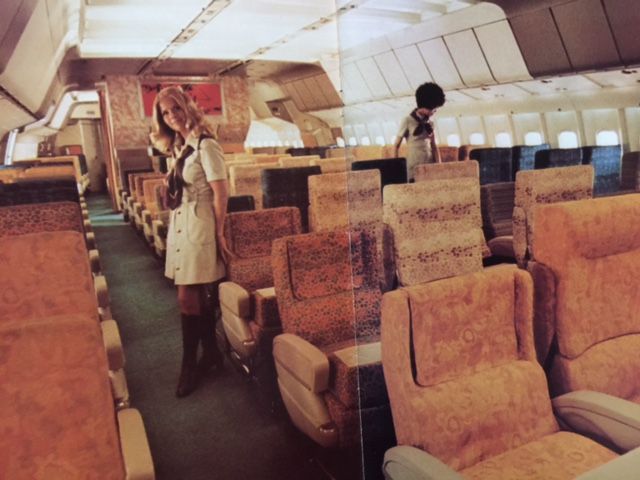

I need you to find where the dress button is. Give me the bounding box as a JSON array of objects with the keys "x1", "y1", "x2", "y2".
[
  {"x1": 177, "y1": 211, "x2": 181, "y2": 215},
  {"x1": 177, "y1": 229, "x2": 182, "y2": 233},
  {"x1": 176, "y1": 267, "x2": 180, "y2": 271},
  {"x1": 176, "y1": 249, "x2": 180, "y2": 253}
]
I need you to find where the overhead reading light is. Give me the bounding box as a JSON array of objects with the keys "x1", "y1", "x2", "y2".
[
  {"x1": 621, "y1": 69, "x2": 638, "y2": 75},
  {"x1": 541, "y1": 79, "x2": 553, "y2": 84}
]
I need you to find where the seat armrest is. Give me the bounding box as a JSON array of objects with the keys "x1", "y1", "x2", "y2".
[
  {"x1": 101, "y1": 319, "x2": 125, "y2": 371},
  {"x1": 117, "y1": 408, "x2": 155, "y2": 480},
  {"x1": 254, "y1": 287, "x2": 280, "y2": 328},
  {"x1": 553, "y1": 390, "x2": 640, "y2": 452},
  {"x1": 219, "y1": 281, "x2": 251, "y2": 318},
  {"x1": 575, "y1": 447, "x2": 640, "y2": 479},
  {"x1": 273, "y1": 333, "x2": 329, "y2": 393},
  {"x1": 94, "y1": 275, "x2": 111, "y2": 310},
  {"x1": 383, "y1": 446, "x2": 464, "y2": 480},
  {"x1": 89, "y1": 249, "x2": 102, "y2": 274},
  {"x1": 85, "y1": 231, "x2": 96, "y2": 249}
]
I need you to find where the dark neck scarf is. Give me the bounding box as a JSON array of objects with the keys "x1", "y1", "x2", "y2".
[
  {"x1": 411, "y1": 109, "x2": 433, "y2": 136},
  {"x1": 165, "y1": 134, "x2": 213, "y2": 209}
]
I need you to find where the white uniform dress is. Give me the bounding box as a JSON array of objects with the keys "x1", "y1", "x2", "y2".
[
  {"x1": 397, "y1": 113, "x2": 434, "y2": 181},
  {"x1": 165, "y1": 134, "x2": 227, "y2": 285}
]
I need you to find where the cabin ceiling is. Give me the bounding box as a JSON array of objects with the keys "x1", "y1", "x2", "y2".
[{"x1": 1, "y1": 0, "x2": 640, "y2": 138}]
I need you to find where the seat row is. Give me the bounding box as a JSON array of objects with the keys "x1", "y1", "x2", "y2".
[
  {"x1": 1, "y1": 154, "x2": 90, "y2": 193},
  {"x1": 0, "y1": 181, "x2": 154, "y2": 477}
]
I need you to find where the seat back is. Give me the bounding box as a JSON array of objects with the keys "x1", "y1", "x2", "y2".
[
  {"x1": 261, "y1": 166, "x2": 321, "y2": 231},
  {"x1": 308, "y1": 170, "x2": 394, "y2": 291},
  {"x1": 513, "y1": 165, "x2": 594, "y2": 267},
  {"x1": 136, "y1": 173, "x2": 164, "y2": 206},
  {"x1": 621, "y1": 151, "x2": 640, "y2": 191},
  {"x1": 0, "y1": 178, "x2": 80, "y2": 206},
  {"x1": 278, "y1": 155, "x2": 320, "y2": 168},
  {"x1": 142, "y1": 178, "x2": 166, "y2": 215},
  {"x1": 227, "y1": 194, "x2": 255, "y2": 213},
  {"x1": 511, "y1": 144, "x2": 550, "y2": 174},
  {"x1": 581, "y1": 145, "x2": 622, "y2": 195},
  {"x1": 229, "y1": 164, "x2": 274, "y2": 209},
  {"x1": 310, "y1": 157, "x2": 347, "y2": 173},
  {"x1": 382, "y1": 265, "x2": 557, "y2": 470},
  {"x1": 224, "y1": 206, "x2": 302, "y2": 291},
  {"x1": 0, "y1": 231, "x2": 98, "y2": 323},
  {"x1": 383, "y1": 178, "x2": 485, "y2": 286},
  {"x1": 469, "y1": 148, "x2": 513, "y2": 184},
  {"x1": 351, "y1": 158, "x2": 407, "y2": 190},
  {"x1": 437, "y1": 146, "x2": 459, "y2": 163},
  {"x1": 535, "y1": 148, "x2": 583, "y2": 169},
  {"x1": 0, "y1": 201, "x2": 84, "y2": 238},
  {"x1": 531, "y1": 194, "x2": 640, "y2": 400},
  {"x1": 480, "y1": 182, "x2": 515, "y2": 239},
  {"x1": 272, "y1": 229, "x2": 381, "y2": 348},
  {"x1": 413, "y1": 160, "x2": 478, "y2": 183}
]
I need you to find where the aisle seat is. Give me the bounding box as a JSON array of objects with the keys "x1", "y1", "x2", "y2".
[
  {"x1": 351, "y1": 158, "x2": 407, "y2": 191},
  {"x1": 133, "y1": 174, "x2": 164, "y2": 232},
  {"x1": 381, "y1": 264, "x2": 631, "y2": 480},
  {"x1": 480, "y1": 182, "x2": 515, "y2": 258},
  {"x1": 272, "y1": 229, "x2": 392, "y2": 448},
  {"x1": 581, "y1": 145, "x2": 622, "y2": 195},
  {"x1": 0, "y1": 231, "x2": 128, "y2": 405},
  {"x1": 0, "y1": 315, "x2": 154, "y2": 479},
  {"x1": 353, "y1": 146, "x2": 385, "y2": 161},
  {"x1": 219, "y1": 207, "x2": 302, "y2": 373},
  {"x1": 531, "y1": 194, "x2": 640, "y2": 405},
  {"x1": 310, "y1": 157, "x2": 347, "y2": 173},
  {"x1": 229, "y1": 164, "x2": 276, "y2": 210},
  {"x1": 141, "y1": 178, "x2": 167, "y2": 245}
]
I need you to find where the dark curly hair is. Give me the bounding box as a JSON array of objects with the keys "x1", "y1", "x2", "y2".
[{"x1": 415, "y1": 82, "x2": 445, "y2": 110}]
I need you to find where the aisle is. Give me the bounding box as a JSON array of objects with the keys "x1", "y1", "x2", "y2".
[{"x1": 87, "y1": 194, "x2": 329, "y2": 480}]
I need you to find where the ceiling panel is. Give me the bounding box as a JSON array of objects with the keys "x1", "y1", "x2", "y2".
[
  {"x1": 0, "y1": 95, "x2": 36, "y2": 134},
  {"x1": 394, "y1": 45, "x2": 433, "y2": 89},
  {"x1": 313, "y1": 73, "x2": 343, "y2": 108},
  {"x1": 356, "y1": 57, "x2": 391, "y2": 99},
  {"x1": 341, "y1": 62, "x2": 372, "y2": 104},
  {"x1": 462, "y1": 83, "x2": 529, "y2": 100},
  {"x1": 417, "y1": 37, "x2": 464, "y2": 89},
  {"x1": 302, "y1": 77, "x2": 330, "y2": 109},
  {"x1": 509, "y1": 9, "x2": 572, "y2": 76},
  {"x1": 584, "y1": 69, "x2": 640, "y2": 88},
  {"x1": 291, "y1": 78, "x2": 320, "y2": 110},
  {"x1": 516, "y1": 75, "x2": 601, "y2": 94},
  {"x1": 552, "y1": 0, "x2": 620, "y2": 71},
  {"x1": 281, "y1": 82, "x2": 307, "y2": 111},
  {"x1": 602, "y1": 0, "x2": 640, "y2": 66},
  {"x1": 475, "y1": 20, "x2": 531, "y2": 83},
  {"x1": 444, "y1": 30, "x2": 494, "y2": 86},
  {"x1": 374, "y1": 51, "x2": 412, "y2": 96}
]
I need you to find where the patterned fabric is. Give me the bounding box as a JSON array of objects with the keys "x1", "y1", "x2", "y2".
[
  {"x1": 272, "y1": 229, "x2": 381, "y2": 348},
  {"x1": 460, "y1": 432, "x2": 617, "y2": 480},
  {"x1": 413, "y1": 160, "x2": 478, "y2": 183},
  {"x1": 582, "y1": 145, "x2": 622, "y2": 195},
  {"x1": 135, "y1": 173, "x2": 163, "y2": 203},
  {"x1": 229, "y1": 164, "x2": 271, "y2": 209},
  {"x1": 410, "y1": 266, "x2": 528, "y2": 386},
  {"x1": 322, "y1": 337, "x2": 387, "y2": 409},
  {"x1": 469, "y1": 148, "x2": 513, "y2": 184},
  {"x1": 128, "y1": 172, "x2": 159, "y2": 202},
  {"x1": 437, "y1": 146, "x2": 459, "y2": 163},
  {"x1": 480, "y1": 181, "x2": 515, "y2": 240},
  {"x1": 310, "y1": 157, "x2": 347, "y2": 173},
  {"x1": 512, "y1": 144, "x2": 550, "y2": 173},
  {"x1": 513, "y1": 165, "x2": 594, "y2": 267},
  {"x1": 531, "y1": 195, "x2": 640, "y2": 398},
  {"x1": 0, "y1": 231, "x2": 98, "y2": 323},
  {"x1": 383, "y1": 178, "x2": 485, "y2": 286},
  {"x1": 0, "y1": 202, "x2": 84, "y2": 238},
  {"x1": 351, "y1": 158, "x2": 407, "y2": 189},
  {"x1": 261, "y1": 166, "x2": 321, "y2": 232},
  {"x1": 381, "y1": 267, "x2": 558, "y2": 472},
  {"x1": 272, "y1": 229, "x2": 388, "y2": 449},
  {"x1": 308, "y1": 170, "x2": 394, "y2": 291},
  {"x1": 0, "y1": 316, "x2": 125, "y2": 479},
  {"x1": 0, "y1": 179, "x2": 79, "y2": 207},
  {"x1": 534, "y1": 148, "x2": 582, "y2": 169},
  {"x1": 141, "y1": 177, "x2": 165, "y2": 216},
  {"x1": 621, "y1": 151, "x2": 640, "y2": 191},
  {"x1": 278, "y1": 156, "x2": 318, "y2": 168}
]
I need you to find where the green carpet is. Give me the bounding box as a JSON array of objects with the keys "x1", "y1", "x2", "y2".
[{"x1": 87, "y1": 194, "x2": 377, "y2": 480}]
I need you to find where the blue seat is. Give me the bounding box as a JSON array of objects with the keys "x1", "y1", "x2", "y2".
[{"x1": 581, "y1": 145, "x2": 622, "y2": 195}]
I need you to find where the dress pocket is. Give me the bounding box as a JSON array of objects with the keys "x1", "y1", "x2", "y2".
[{"x1": 186, "y1": 201, "x2": 215, "y2": 245}]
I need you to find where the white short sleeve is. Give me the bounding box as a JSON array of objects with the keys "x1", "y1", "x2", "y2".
[
  {"x1": 396, "y1": 116, "x2": 410, "y2": 140},
  {"x1": 199, "y1": 138, "x2": 227, "y2": 182}
]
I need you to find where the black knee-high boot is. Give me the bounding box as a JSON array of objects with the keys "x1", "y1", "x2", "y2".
[
  {"x1": 198, "y1": 284, "x2": 224, "y2": 374},
  {"x1": 176, "y1": 313, "x2": 201, "y2": 398}
]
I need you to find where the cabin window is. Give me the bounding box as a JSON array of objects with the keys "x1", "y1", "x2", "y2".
[
  {"x1": 469, "y1": 133, "x2": 485, "y2": 145},
  {"x1": 524, "y1": 132, "x2": 543, "y2": 146},
  {"x1": 446, "y1": 134, "x2": 461, "y2": 147},
  {"x1": 558, "y1": 131, "x2": 579, "y2": 148},
  {"x1": 360, "y1": 136, "x2": 371, "y2": 146},
  {"x1": 495, "y1": 132, "x2": 512, "y2": 148},
  {"x1": 284, "y1": 140, "x2": 291, "y2": 146},
  {"x1": 596, "y1": 130, "x2": 619, "y2": 146},
  {"x1": 375, "y1": 136, "x2": 386, "y2": 146},
  {"x1": 336, "y1": 137, "x2": 346, "y2": 147},
  {"x1": 348, "y1": 137, "x2": 358, "y2": 146}
]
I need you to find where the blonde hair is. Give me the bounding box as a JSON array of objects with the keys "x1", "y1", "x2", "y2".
[{"x1": 149, "y1": 85, "x2": 217, "y2": 153}]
